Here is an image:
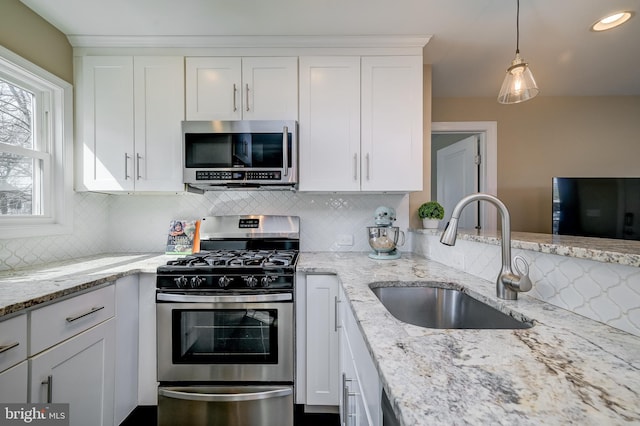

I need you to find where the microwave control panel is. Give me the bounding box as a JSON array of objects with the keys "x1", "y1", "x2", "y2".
[{"x1": 195, "y1": 170, "x2": 282, "y2": 181}]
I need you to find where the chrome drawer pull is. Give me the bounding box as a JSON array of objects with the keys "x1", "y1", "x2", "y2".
[
  {"x1": 0, "y1": 341, "x2": 19, "y2": 354},
  {"x1": 66, "y1": 306, "x2": 105, "y2": 323},
  {"x1": 42, "y1": 375, "x2": 53, "y2": 403}
]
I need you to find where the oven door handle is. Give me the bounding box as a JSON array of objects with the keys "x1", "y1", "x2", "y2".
[
  {"x1": 156, "y1": 292, "x2": 292, "y2": 303},
  {"x1": 158, "y1": 387, "x2": 292, "y2": 402}
]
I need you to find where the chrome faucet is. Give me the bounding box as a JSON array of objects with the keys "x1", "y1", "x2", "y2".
[{"x1": 439, "y1": 193, "x2": 532, "y2": 300}]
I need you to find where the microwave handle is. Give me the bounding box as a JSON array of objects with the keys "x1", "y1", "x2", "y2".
[{"x1": 282, "y1": 126, "x2": 289, "y2": 177}]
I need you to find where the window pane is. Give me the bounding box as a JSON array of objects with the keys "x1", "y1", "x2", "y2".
[
  {"x1": 0, "y1": 152, "x2": 35, "y2": 215},
  {"x1": 0, "y1": 78, "x2": 34, "y2": 149},
  {"x1": 1, "y1": 78, "x2": 36, "y2": 215}
]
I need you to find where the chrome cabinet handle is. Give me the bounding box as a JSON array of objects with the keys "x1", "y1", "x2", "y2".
[
  {"x1": 282, "y1": 126, "x2": 289, "y2": 177},
  {"x1": 42, "y1": 375, "x2": 53, "y2": 403},
  {"x1": 0, "y1": 341, "x2": 19, "y2": 354},
  {"x1": 245, "y1": 83, "x2": 250, "y2": 111},
  {"x1": 353, "y1": 154, "x2": 358, "y2": 180},
  {"x1": 159, "y1": 387, "x2": 291, "y2": 402},
  {"x1": 136, "y1": 153, "x2": 142, "y2": 180},
  {"x1": 124, "y1": 153, "x2": 131, "y2": 180},
  {"x1": 233, "y1": 84, "x2": 238, "y2": 112},
  {"x1": 334, "y1": 296, "x2": 341, "y2": 332},
  {"x1": 365, "y1": 153, "x2": 370, "y2": 180},
  {"x1": 65, "y1": 306, "x2": 104, "y2": 323},
  {"x1": 342, "y1": 374, "x2": 355, "y2": 426}
]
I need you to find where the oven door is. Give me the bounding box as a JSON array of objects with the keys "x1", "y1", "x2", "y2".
[{"x1": 157, "y1": 292, "x2": 294, "y2": 383}]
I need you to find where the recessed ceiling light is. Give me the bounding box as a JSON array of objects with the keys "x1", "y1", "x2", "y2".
[{"x1": 591, "y1": 11, "x2": 634, "y2": 31}]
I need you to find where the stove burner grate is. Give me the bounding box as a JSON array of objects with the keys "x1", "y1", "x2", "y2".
[{"x1": 166, "y1": 249, "x2": 297, "y2": 268}]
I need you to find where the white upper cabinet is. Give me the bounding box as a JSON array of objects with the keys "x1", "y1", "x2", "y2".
[
  {"x1": 185, "y1": 57, "x2": 298, "y2": 120},
  {"x1": 298, "y1": 56, "x2": 361, "y2": 192},
  {"x1": 78, "y1": 56, "x2": 185, "y2": 192},
  {"x1": 361, "y1": 56, "x2": 423, "y2": 192},
  {"x1": 299, "y1": 55, "x2": 423, "y2": 192}
]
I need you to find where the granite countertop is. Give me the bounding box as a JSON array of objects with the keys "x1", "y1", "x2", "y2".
[
  {"x1": 0, "y1": 253, "x2": 173, "y2": 318},
  {"x1": 298, "y1": 252, "x2": 640, "y2": 425},
  {"x1": 1, "y1": 244, "x2": 639, "y2": 424}
]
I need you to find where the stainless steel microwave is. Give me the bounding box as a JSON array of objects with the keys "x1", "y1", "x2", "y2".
[{"x1": 183, "y1": 120, "x2": 298, "y2": 190}]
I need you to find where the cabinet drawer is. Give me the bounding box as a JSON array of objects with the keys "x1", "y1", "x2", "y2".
[
  {"x1": 0, "y1": 313, "x2": 27, "y2": 373},
  {"x1": 0, "y1": 360, "x2": 28, "y2": 403},
  {"x1": 30, "y1": 285, "x2": 116, "y2": 355}
]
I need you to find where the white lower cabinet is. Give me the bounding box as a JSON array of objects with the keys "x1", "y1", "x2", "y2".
[
  {"x1": 305, "y1": 274, "x2": 340, "y2": 406},
  {"x1": 29, "y1": 319, "x2": 115, "y2": 426},
  {"x1": 137, "y1": 273, "x2": 158, "y2": 405},
  {"x1": 27, "y1": 283, "x2": 118, "y2": 426},
  {"x1": 115, "y1": 275, "x2": 140, "y2": 424},
  {"x1": 0, "y1": 312, "x2": 28, "y2": 403},
  {"x1": 0, "y1": 361, "x2": 28, "y2": 403},
  {"x1": 339, "y1": 286, "x2": 382, "y2": 426}
]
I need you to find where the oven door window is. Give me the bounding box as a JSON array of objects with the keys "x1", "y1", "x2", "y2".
[{"x1": 173, "y1": 309, "x2": 278, "y2": 364}]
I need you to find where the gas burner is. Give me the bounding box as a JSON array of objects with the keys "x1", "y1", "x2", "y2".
[{"x1": 165, "y1": 249, "x2": 298, "y2": 268}]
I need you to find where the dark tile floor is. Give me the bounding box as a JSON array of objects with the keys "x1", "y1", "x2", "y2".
[{"x1": 120, "y1": 405, "x2": 339, "y2": 426}]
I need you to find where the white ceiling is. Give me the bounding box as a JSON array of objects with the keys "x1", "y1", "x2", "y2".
[{"x1": 19, "y1": 0, "x2": 640, "y2": 98}]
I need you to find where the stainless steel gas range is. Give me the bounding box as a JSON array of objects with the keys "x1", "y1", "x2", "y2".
[{"x1": 155, "y1": 215, "x2": 299, "y2": 426}]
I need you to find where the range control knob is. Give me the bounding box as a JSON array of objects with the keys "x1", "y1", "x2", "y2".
[
  {"x1": 260, "y1": 276, "x2": 274, "y2": 287},
  {"x1": 245, "y1": 276, "x2": 258, "y2": 288},
  {"x1": 218, "y1": 276, "x2": 231, "y2": 288},
  {"x1": 174, "y1": 276, "x2": 188, "y2": 289},
  {"x1": 190, "y1": 276, "x2": 204, "y2": 288}
]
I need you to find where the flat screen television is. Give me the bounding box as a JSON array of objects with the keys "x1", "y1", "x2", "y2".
[{"x1": 552, "y1": 177, "x2": 640, "y2": 241}]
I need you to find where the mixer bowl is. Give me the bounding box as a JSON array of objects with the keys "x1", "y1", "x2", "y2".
[{"x1": 367, "y1": 226, "x2": 405, "y2": 253}]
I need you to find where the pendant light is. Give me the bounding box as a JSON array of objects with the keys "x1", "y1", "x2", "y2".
[{"x1": 497, "y1": 0, "x2": 539, "y2": 104}]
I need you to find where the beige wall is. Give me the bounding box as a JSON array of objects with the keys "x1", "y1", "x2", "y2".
[
  {"x1": 409, "y1": 65, "x2": 432, "y2": 228},
  {"x1": 421, "y1": 95, "x2": 640, "y2": 233},
  {"x1": 0, "y1": 0, "x2": 72, "y2": 83}
]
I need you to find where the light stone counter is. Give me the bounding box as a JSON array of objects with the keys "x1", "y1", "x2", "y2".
[
  {"x1": 1, "y1": 249, "x2": 639, "y2": 424},
  {"x1": 0, "y1": 253, "x2": 172, "y2": 318},
  {"x1": 298, "y1": 252, "x2": 640, "y2": 426}
]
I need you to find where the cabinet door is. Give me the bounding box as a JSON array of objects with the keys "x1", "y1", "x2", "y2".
[
  {"x1": 114, "y1": 275, "x2": 139, "y2": 425},
  {"x1": 133, "y1": 57, "x2": 185, "y2": 192},
  {"x1": 361, "y1": 56, "x2": 423, "y2": 192},
  {"x1": 339, "y1": 287, "x2": 382, "y2": 426},
  {"x1": 299, "y1": 57, "x2": 361, "y2": 192},
  {"x1": 137, "y1": 273, "x2": 158, "y2": 405},
  {"x1": 0, "y1": 361, "x2": 27, "y2": 403},
  {"x1": 306, "y1": 274, "x2": 340, "y2": 406},
  {"x1": 185, "y1": 57, "x2": 242, "y2": 120},
  {"x1": 241, "y1": 57, "x2": 298, "y2": 120},
  {"x1": 30, "y1": 319, "x2": 115, "y2": 426},
  {"x1": 80, "y1": 56, "x2": 135, "y2": 191}
]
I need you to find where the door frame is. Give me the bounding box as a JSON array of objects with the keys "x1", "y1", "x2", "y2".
[{"x1": 431, "y1": 121, "x2": 497, "y2": 231}]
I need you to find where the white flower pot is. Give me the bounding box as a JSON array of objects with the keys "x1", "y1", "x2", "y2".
[{"x1": 422, "y1": 218, "x2": 440, "y2": 229}]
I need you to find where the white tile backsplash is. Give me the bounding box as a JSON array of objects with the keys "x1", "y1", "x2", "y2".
[
  {"x1": 0, "y1": 190, "x2": 409, "y2": 271},
  {"x1": 412, "y1": 232, "x2": 640, "y2": 337}
]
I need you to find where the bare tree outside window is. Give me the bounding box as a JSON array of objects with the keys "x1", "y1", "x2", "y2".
[{"x1": 0, "y1": 78, "x2": 35, "y2": 215}]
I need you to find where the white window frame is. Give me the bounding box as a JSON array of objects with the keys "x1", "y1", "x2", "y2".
[{"x1": 0, "y1": 46, "x2": 73, "y2": 238}]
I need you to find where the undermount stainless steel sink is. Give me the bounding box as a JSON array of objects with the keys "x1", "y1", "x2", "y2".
[{"x1": 370, "y1": 284, "x2": 533, "y2": 329}]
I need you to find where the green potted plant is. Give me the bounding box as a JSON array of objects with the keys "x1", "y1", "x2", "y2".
[{"x1": 418, "y1": 201, "x2": 445, "y2": 229}]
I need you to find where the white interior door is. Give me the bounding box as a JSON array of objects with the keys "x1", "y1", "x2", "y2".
[{"x1": 437, "y1": 135, "x2": 479, "y2": 229}]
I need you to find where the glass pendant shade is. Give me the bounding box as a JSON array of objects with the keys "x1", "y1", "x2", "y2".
[{"x1": 497, "y1": 52, "x2": 539, "y2": 104}]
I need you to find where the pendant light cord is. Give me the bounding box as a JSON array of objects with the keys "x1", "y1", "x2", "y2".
[{"x1": 516, "y1": 0, "x2": 520, "y2": 54}]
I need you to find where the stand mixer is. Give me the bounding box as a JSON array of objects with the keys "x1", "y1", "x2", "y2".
[{"x1": 367, "y1": 206, "x2": 405, "y2": 260}]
